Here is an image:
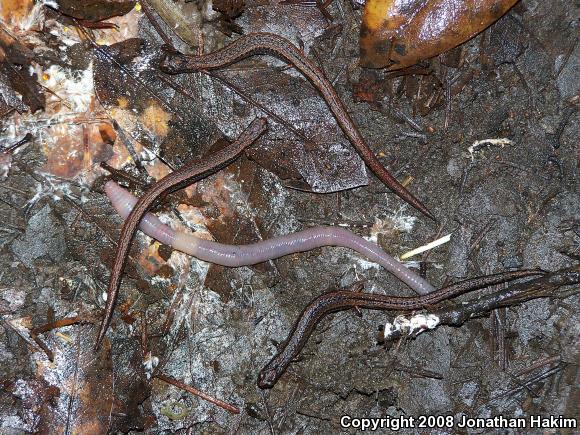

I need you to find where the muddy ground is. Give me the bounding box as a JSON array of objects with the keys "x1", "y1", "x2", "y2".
[{"x1": 0, "y1": 0, "x2": 578, "y2": 433}]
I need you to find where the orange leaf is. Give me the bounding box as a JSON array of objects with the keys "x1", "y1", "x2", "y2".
[{"x1": 360, "y1": 0, "x2": 520, "y2": 69}]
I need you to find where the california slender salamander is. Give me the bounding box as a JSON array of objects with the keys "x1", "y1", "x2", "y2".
[
  {"x1": 105, "y1": 180, "x2": 435, "y2": 294},
  {"x1": 160, "y1": 32, "x2": 435, "y2": 220},
  {"x1": 257, "y1": 269, "x2": 544, "y2": 388},
  {"x1": 95, "y1": 118, "x2": 268, "y2": 349}
]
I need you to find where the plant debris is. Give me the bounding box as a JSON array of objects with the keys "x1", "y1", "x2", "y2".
[{"x1": 0, "y1": 0, "x2": 578, "y2": 432}]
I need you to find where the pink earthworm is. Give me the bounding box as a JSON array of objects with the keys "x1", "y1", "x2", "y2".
[{"x1": 105, "y1": 181, "x2": 436, "y2": 295}]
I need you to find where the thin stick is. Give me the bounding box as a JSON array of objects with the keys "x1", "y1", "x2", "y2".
[{"x1": 155, "y1": 373, "x2": 240, "y2": 414}]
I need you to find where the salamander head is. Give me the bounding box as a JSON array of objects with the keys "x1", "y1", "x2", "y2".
[{"x1": 257, "y1": 365, "x2": 278, "y2": 389}]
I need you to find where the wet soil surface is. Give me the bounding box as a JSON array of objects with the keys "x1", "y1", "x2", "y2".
[{"x1": 0, "y1": 0, "x2": 578, "y2": 433}]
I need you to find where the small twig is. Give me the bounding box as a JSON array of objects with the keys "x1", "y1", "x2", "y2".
[
  {"x1": 444, "y1": 70, "x2": 452, "y2": 130},
  {"x1": 383, "y1": 266, "x2": 579, "y2": 343},
  {"x1": 554, "y1": 36, "x2": 578, "y2": 78},
  {"x1": 400, "y1": 233, "x2": 451, "y2": 260},
  {"x1": 100, "y1": 162, "x2": 149, "y2": 187},
  {"x1": 140, "y1": 0, "x2": 175, "y2": 47},
  {"x1": 1, "y1": 133, "x2": 32, "y2": 153},
  {"x1": 29, "y1": 315, "x2": 98, "y2": 362},
  {"x1": 295, "y1": 409, "x2": 331, "y2": 421},
  {"x1": 155, "y1": 373, "x2": 240, "y2": 414},
  {"x1": 512, "y1": 355, "x2": 561, "y2": 377},
  {"x1": 442, "y1": 266, "x2": 578, "y2": 324},
  {"x1": 145, "y1": 0, "x2": 201, "y2": 47},
  {"x1": 109, "y1": 120, "x2": 148, "y2": 173},
  {"x1": 30, "y1": 333, "x2": 55, "y2": 361},
  {"x1": 392, "y1": 362, "x2": 443, "y2": 379},
  {"x1": 505, "y1": 356, "x2": 562, "y2": 398},
  {"x1": 31, "y1": 315, "x2": 96, "y2": 335},
  {"x1": 549, "y1": 104, "x2": 578, "y2": 149},
  {"x1": 490, "y1": 304, "x2": 508, "y2": 370},
  {"x1": 503, "y1": 364, "x2": 565, "y2": 399}
]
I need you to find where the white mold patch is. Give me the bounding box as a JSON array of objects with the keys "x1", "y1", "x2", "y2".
[{"x1": 384, "y1": 313, "x2": 440, "y2": 340}]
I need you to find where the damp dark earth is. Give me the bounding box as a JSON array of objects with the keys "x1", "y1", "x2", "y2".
[{"x1": 0, "y1": 0, "x2": 578, "y2": 433}]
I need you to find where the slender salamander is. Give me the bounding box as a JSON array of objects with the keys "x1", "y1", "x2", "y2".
[
  {"x1": 94, "y1": 118, "x2": 268, "y2": 349},
  {"x1": 257, "y1": 269, "x2": 544, "y2": 388},
  {"x1": 160, "y1": 32, "x2": 435, "y2": 220}
]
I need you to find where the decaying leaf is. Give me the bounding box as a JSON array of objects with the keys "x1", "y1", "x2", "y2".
[
  {"x1": 0, "y1": 28, "x2": 45, "y2": 113},
  {"x1": 47, "y1": 0, "x2": 136, "y2": 22},
  {"x1": 212, "y1": 0, "x2": 246, "y2": 35},
  {"x1": 92, "y1": 37, "x2": 221, "y2": 171},
  {"x1": 93, "y1": 37, "x2": 367, "y2": 194},
  {"x1": 0, "y1": 0, "x2": 34, "y2": 29},
  {"x1": 145, "y1": 0, "x2": 202, "y2": 48},
  {"x1": 360, "y1": 0, "x2": 520, "y2": 69},
  {"x1": 213, "y1": 0, "x2": 246, "y2": 20}
]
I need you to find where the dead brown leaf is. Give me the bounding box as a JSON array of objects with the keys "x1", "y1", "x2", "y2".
[{"x1": 360, "y1": 0, "x2": 520, "y2": 69}]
